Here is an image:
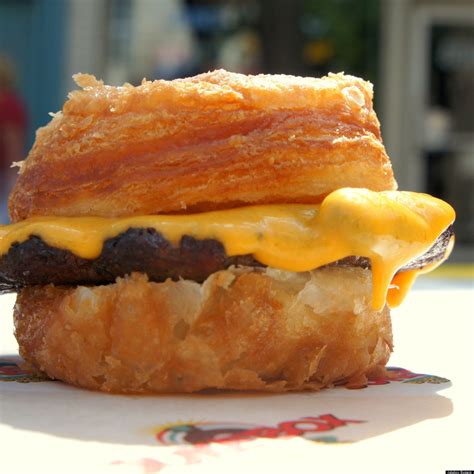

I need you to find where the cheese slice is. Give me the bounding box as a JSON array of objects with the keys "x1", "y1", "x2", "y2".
[{"x1": 0, "y1": 188, "x2": 455, "y2": 310}]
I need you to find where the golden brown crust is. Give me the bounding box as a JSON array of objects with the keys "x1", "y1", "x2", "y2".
[
  {"x1": 14, "y1": 267, "x2": 393, "y2": 393},
  {"x1": 9, "y1": 70, "x2": 396, "y2": 221}
]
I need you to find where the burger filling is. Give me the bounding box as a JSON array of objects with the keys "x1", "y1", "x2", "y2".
[{"x1": 0, "y1": 188, "x2": 456, "y2": 310}]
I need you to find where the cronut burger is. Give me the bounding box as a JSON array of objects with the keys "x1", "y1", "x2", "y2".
[{"x1": 0, "y1": 70, "x2": 454, "y2": 393}]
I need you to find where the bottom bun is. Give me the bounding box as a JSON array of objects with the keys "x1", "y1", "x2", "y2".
[{"x1": 14, "y1": 266, "x2": 393, "y2": 393}]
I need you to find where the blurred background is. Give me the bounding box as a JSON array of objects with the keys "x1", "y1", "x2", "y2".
[{"x1": 0, "y1": 0, "x2": 473, "y2": 265}]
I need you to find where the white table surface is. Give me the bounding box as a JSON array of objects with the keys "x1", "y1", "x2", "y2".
[{"x1": 1, "y1": 278, "x2": 473, "y2": 474}]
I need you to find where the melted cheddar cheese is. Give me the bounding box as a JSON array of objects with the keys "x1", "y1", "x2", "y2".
[{"x1": 0, "y1": 188, "x2": 455, "y2": 310}]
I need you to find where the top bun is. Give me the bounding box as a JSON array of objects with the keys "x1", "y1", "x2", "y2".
[{"x1": 9, "y1": 70, "x2": 396, "y2": 221}]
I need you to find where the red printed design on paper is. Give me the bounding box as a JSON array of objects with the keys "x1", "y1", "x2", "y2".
[
  {"x1": 113, "y1": 413, "x2": 363, "y2": 472},
  {"x1": 155, "y1": 413, "x2": 362, "y2": 446},
  {"x1": 368, "y1": 367, "x2": 450, "y2": 385},
  {"x1": 0, "y1": 360, "x2": 49, "y2": 383}
]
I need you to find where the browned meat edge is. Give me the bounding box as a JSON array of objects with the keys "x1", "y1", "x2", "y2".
[{"x1": 0, "y1": 225, "x2": 453, "y2": 294}]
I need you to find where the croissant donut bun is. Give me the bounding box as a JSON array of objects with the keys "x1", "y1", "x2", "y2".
[
  {"x1": 2, "y1": 70, "x2": 455, "y2": 394},
  {"x1": 14, "y1": 268, "x2": 392, "y2": 393},
  {"x1": 9, "y1": 70, "x2": 396, "y2": 221}
]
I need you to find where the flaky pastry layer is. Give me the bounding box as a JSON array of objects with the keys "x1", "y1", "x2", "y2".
[
  {"x1": 10, "y1": 70, "x2": 396, "y2": 221},
  {"x1": 14, "y1": 267, "x2": 393, "y2": 393}
]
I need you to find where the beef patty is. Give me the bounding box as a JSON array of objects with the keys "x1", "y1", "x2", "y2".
[{"x1": 0, "y1": 225, "x2": 454, "y2": 294}]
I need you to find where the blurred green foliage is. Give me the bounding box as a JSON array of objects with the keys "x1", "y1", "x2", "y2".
[{"x1": 302, "y1": 0, "x2": 380, "y2": 84}]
